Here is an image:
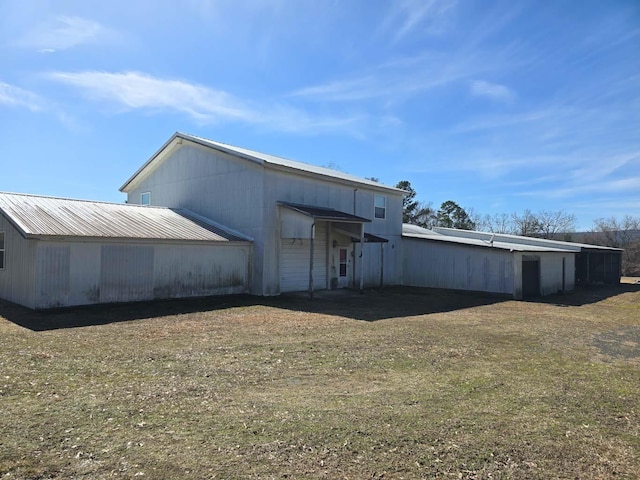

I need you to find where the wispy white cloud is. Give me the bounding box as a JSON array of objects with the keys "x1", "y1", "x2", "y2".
[
  {"x1": 45, "y1": 70, "x2": 362, "y2": 135},
  {"x1": 519, "y1": 176, "x2": 640, "y2": 199},
  {"x1": 381, "y1": 0, "x2": 457, "y2": 41},
  {"x1": 451, "y1": 108, "x2": 564, "y2": 134},
  {"x1": 291, "y1": 48, "x2": 511, "y2": 103},
  {"x1": 17, "y1": 16, "x2": 116, "y2": 52},
  {"x1": 0, "y1": 82, "x2": 43, "y2": 111},
  {"x1": 470, "y1": 80, "x2": 515, "y2": 102}
]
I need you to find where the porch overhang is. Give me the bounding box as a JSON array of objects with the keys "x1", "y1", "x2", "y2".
[
  {"x1": 278, "y1": 201, "x2": 370, "y2": 223},
  {"x1": 332, "y1": 227, "x2": 388, "y2": 243},
  {"x1": 277, "y1": 202, "x2": 372, "y2": 297}
]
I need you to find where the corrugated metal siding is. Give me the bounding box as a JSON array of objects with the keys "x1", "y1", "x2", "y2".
[
  {"x1": 175, "y1": 134, "x2": 402, "y2": 193},
  {"x1": 0, "y1": 192, "x2": 248, "y2": 242},
  {"x1": 154, "y1": 245, "x2": 249, "y2": 298},
  {"x1": 266, "y1": 168, "x2": 403, "y2": 293},
  {"x1": 402, "y1": 237, "x2": 515, "y2": 295},
  {"x1": 539, "y1": 252, "x2": 575, "y2": 296},
  {"x1": 35, "y1": 245, "x2": 71, "y2": 308},
  {"x1": 125, "y1": 145, "x2": 266, "y2": 294},
  {"x1": 0, "y1": 214, "x2": 37, "y2": 308},
  {"x1": 100, "y1": 245, "x2": 154, "y2": 303},
  {"x1": 28, "y1": 239, "x2": 251, "y2": 309},
  {"x1": 280, "y1": 223, "x2": 327, "y2": 292},
  {"x1": 280, "y1": 207, "x2": 314, "y2": 239}
]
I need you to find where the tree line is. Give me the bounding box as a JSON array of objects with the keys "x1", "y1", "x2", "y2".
[{"x1": 396, "y1": 180, "x2": 640, "y2": 276}]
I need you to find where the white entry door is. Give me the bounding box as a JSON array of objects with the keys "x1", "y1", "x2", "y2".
[{"x1": 335, "y1": 246, "x2": 352, "y2": 288}]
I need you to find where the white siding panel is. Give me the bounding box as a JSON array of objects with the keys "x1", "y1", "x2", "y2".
[
  {"x1": 153, "y1": 244, "x2": 249, "y2": 298},
  {"x1": 280, "y1": 208, "x2": 314, "y2": 239},
  {"x1": 0, "y1": 215, "x2": 37, "y2": 308},
  {"x1": 402, "y1": 238, "x2": 515, "y2": 295},
  {"x1": 539, "y1": 252, "x2": 575, "y2": 296},
  {"x1": 280, "y1": 223, "x2": 327, "y2": 292},
  {"x1": 100, "y1": 245, "x2": 155, "y2": 303},
  {"x1": 35, "y1": 245, "x2": 71, "y2": 308}
]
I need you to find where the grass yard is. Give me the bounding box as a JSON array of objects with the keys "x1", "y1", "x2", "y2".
[{"x1": 1, "y1": 284, "x2": 639, "y2": 479}]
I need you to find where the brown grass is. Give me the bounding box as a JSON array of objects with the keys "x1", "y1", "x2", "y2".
[{"x1": 1, "y1": 284, "x2": 639, "y2": 479}]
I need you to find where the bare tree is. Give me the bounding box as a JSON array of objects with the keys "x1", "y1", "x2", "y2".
[
  {"x1": 591, "y1": 215, "x2": 640, "y2": 276},
  {"x1": 511, "y1": 209, "x2": 542, "y2": 237},
  {"x1": 481, "y1": 212, "x2": 514, "y2": 234},
  {"x1": 465, "y1": 206, "x2": 483, "y2": 232},
  {"x1": 537, "y1": 210, "x2": 577, "y2": 239},
  {"x1": 591, "y1": 216, "x2": 640, "y2": 248}
]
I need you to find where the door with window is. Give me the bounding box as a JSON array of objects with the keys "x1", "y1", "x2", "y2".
[{"x1": 335, "y1": 246, "x2": 352, "y2": 288}]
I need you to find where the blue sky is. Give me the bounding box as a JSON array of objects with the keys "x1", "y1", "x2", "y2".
[{"x1": 1, "y1": 0, "x2": 638, "y2": 229}]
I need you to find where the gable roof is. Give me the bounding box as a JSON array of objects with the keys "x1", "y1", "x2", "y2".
[
  {"x1": 120, "y1": 132, "x2": 403, "y2": 194},
  {"x1": 0, "y1": 192, "x2": 251, "y2": 243}
]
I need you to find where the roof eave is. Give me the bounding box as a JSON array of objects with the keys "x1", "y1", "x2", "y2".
[
  {"x1": 120, "y1": 131, "x2": 403, "y2": 195},
  {"x1": 264, "y1": 162, "x2": 403, "y2": 194},
  {"x1": 119, "y1": 132, "x2": 184, "y2": 193},
  {"x1": 25, "y1": 233, "x2": 251, "y2": 245},
  {"x1": 0, "y1": 209, "x2": 30, "y2": 239}
]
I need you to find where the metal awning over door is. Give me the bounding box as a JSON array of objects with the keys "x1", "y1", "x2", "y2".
[{"x1": 278, "y1": 202, "x2": 372, "y2": 296}]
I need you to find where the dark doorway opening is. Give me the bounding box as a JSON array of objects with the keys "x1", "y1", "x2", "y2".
[{"x1": 522, "y1": 259, "x2": 541, "y2": 299}]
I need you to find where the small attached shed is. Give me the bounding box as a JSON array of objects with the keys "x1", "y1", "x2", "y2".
[
  {"x1": 402, "y1": 225, "x2": 576, "y2": 299},
  {"x1": 431, "y1": 227, "x2": 623, "y2": 287},
  {"x1": 0, "y1": 192, "x2": 252, "y2": 309}
]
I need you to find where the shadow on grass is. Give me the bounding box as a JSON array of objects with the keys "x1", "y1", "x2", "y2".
[
  {"x1": 0, "y1": 295, "x2": 258, "y2": 332},
  {"x1": 1, "y1": 286, "x2": 510, "y2": 331},
  {"x1": 2, "y1": 283, "x2": 636, "y2": 332},
  {"x1": 531, "y1": 283, "x2": 640, "y2": 307}
]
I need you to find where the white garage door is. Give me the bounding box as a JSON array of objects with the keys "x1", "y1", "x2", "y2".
[{"x1": 280, "y1": 223, "x2": 327, "y2": 293}]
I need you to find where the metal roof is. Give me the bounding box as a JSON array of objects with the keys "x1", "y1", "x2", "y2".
[
  {"x1": 279, "y1": 201, "x2": 371, "y2": 223},
  {"x1": 359, "y1": 232, "x2": 389, "y2": 243},
  {"x1": 432, "y1": 227, "x2": 623, "y2": 252},
  {"x1": 120, "y1": 132, "x2": 404, "y2": 194},
  {"x1": 402, "y1": 224, "x2": 572, "y2": 253},
  {"x1": 0, "y1": 192, "x2": 251, "y2": 243}
]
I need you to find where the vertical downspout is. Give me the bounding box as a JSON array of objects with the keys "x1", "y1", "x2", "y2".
[
  {"x1": 359, "y1": 223, "x2": 365, "y2": 293},
  {"x1": 380, "y1": 243, "x2": 384, "y2": 289},
  {"x1": 352, "y1": 188, "x2": 358, "y2": 289},
  {"x1": 325, "y1": 222, "x2": 331, "y2": 290},
  {"x1": 353, "y1": 188, "x2": 358, "y2": 215},
  {"x1": 309, "y1": 222, "x2": 315, "y2": 299}
]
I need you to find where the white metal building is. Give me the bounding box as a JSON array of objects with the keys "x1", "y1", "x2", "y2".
[
  {"x1": 120, "y1": 132, "x2": 404, "y2": 296},
  {"x1": 402, "y1": 224, "x2": 576, "y2": 299},
  {"x1": 431, "y1": 227, "x2": 623, "y2": 288},
  {"x1": 0, "y1": 192, "x2": 252, "y2": 309},
  {"x1": 0, "y1": 133, "x2": 624, "y2": 309}
]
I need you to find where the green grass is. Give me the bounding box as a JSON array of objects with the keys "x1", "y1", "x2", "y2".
[{"x1": 1, "y1": 285, "x2": 639, "y2": 479}]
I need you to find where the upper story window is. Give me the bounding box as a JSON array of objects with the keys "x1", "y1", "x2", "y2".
[
  {"x1": 374, "y1": 195, "x2": 386, "y2": 219},
  {"x1": 141, "y1": 192, "x2": 151, "y2": 206},
  {"x1": 0, "y1": 232, "x2": 5, "y2": 269}
]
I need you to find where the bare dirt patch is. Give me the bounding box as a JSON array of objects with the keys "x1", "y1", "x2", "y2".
[{"x1": 593, "y1": 326, "x2": 640, "y2": 361}]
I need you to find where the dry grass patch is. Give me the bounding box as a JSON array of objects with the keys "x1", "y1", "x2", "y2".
[{"x1": 1, "y1": 285, "x2": 639, "y2": 479}]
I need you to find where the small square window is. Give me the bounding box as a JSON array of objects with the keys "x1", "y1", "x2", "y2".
[
  {"x1": 141, "y1": 192, "x2": 151, "y2": 206},
  {"x1": 374, "y1": 195, "x2": 386, "y2": 219}
]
